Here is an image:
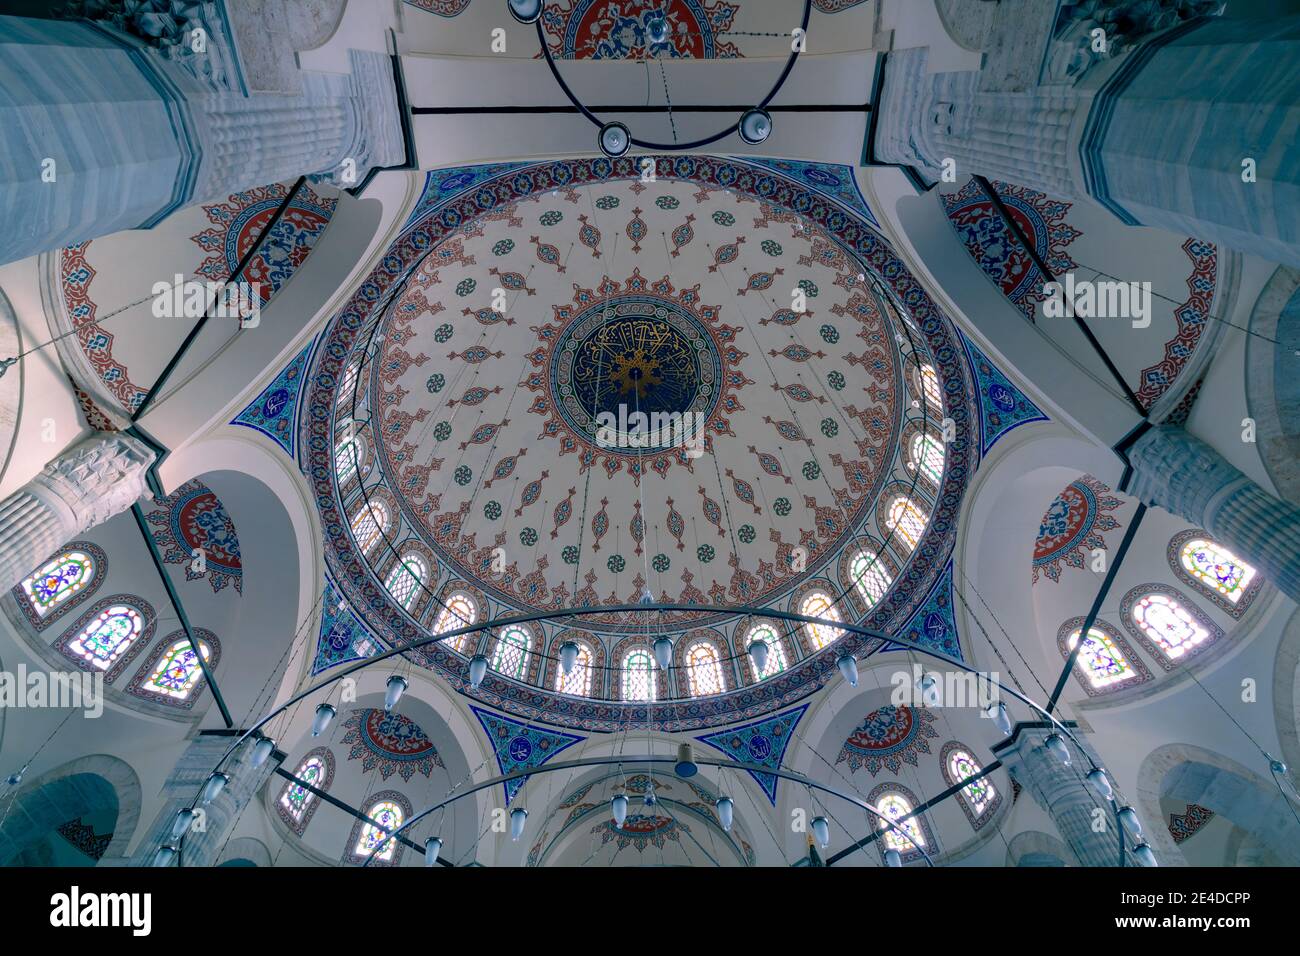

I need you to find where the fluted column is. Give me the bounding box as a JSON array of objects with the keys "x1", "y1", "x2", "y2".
[
  {"x1": 1128, "y1": 425, "x2": 1300, "y2": 604},
  {"x1": 0, "y1": 9, "x2": 405, "y2": 267},
  {"x1": 129, "y1": 733, "x2": 279, "y2": 867},
  {"x1": 0, "y1": 431, "x2": 154, "y2": 591},
  {"x1": 993, "y1": 724, "x2": 1122, "y2": 867}
]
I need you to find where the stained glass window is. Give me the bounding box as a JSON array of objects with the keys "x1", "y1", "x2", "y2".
[
  {"x1": 492, "y1": 625, "x2": 531, "y2": 680},
  {"x1": 280, "y1": 755, "x2": 327, "y2": 823},
  {"x1": 435, "y1": 592, "x2": 477, "y2": 653},
  {"x1": 850, "y1": 550, "x2": 892, "y2": 608},
  {"x1": 1130, "y1": 592, "x2": 1209, "y2": 661},
  {"x1": 20, "y1": 549, "x2": 97, "y2": 619},
  {"x1": 918, "y1": 364, "x2": 942, "y2": 410},
  {"x1": 335, "y1": 429, "x2": 365, "y2": 485},
  {"x1": 350, "y1": 500, "x2": 389, "y2": 556},
  {"x1": 64, "y1": 604, "x2": 146, "y2": 672},
  {"x1": 555, "y1": 641, "x2": 594, "y2": 697},
  {"x1": 800, "y1": 591, "x2": 843, "y2": 650},
  {"x1": 948, "y1": 749, "x2": 996, "y2": 816},
  {"x1": 745, "y1": 622, "x2": 788, "y2": 680},
  {"x1": 685, "y1": 640, "x2": 725, "y2": 696},
  {"x1": 338, "y1": 356, "x2": 363, "y2": 409},
  {"x1": 909, "y1": 432, "x2": 944, "y2": 485},
  {"x1": 1179, "y1": 539, "x2": 1256, "y2": 604},
  {"x1": 622, "y1": 649, "x2": 655, "y2": 702},
  {"x1": 1067, "y1": 627, "x2": 1135, "y2": 689},
  {"x1": 355, "y1": 800, "x2": 403, "y2": 862},
  {"x1": 140, "y1": 638, "x2": 212, "y2": 701},
  {"x1": 887, "y1": 496, "x2": 927, "y2": 551},
  {"x1": 384, "y1": 554, "x2": 428, "y2": 612},
  {"x1": 876, "y1": 793, "x2": 924, "y2": 852}
]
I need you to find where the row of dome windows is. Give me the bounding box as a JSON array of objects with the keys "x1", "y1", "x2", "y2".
[
  {"x1": 274, "y1": 742, "x2": 993, "y2": 863},
  {"x1": 14, "y1": 530, "x2": 1253, "y2": 708}
]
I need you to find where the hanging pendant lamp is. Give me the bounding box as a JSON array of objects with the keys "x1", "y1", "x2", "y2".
[
  {"x1": 468, "y1": 654, "x2": 488, "y2": 689},
  {"x1": 384, "y1": 675, "x2": 408, "y2": 712},
  {"x1": 311, "y1": 703, "x2": 337, "y2": 737}
]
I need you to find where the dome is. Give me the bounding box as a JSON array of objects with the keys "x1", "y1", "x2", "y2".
[{"x1": 309, "y1": 156, "x2": 974, "y2": 730}]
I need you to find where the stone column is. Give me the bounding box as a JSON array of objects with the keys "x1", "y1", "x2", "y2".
[
  {"x1": 0, "y1": 7, "x2": 405, "y2": 267},
  {"x1": 993, "y1": 724, "x2": 1122, "y2": 867},
  {"x1": 0, "y1": 431, "x2": 154, "y2": 592},
  {"x1": 129, "y1": 733, "x2": 279, "y2": 867},
  {"x1": 872, "y1": 8, "x2": 1300, "y2": 268},
  {"x1": 1128, "y1": 425, "x2": 1300, "y2": 605}
]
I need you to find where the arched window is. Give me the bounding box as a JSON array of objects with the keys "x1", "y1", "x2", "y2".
[
  {"x1": 1172, "y1": 534, "x2": 1260, "y2": 617},
  {"x1": 1128, "y1": 590, "x2": 1213, "y2": 663},
  {"x1": 886, "y1": 495, "x2": 927, "y2": 552},
  {"x1": 491, "y1": 624, "x2": 531, "y2": 680},
  {"x1": 434, "y1": 592, "x2": 478, "y2": 653},
  {"x1": 350, "y1": 499, "x2": 389, "y2": 556},
  {"x1": 18, "y1": 547, "x2": 100, "y2": 625},
  {"x1": 335, "y1": 429, "x2": 366, "y2": 485},
  {"x1": 744, "y1": 622, "x2": 788, "y2": 680},
  {"x1": 555, "y1": 640, "x2": 594, "y2": 697},
  {"x1": 850, "y1": 550, "x2": 892, "y2": 608},
  {"x1": 917, "y1": 363, "x2": 942, "y2": 410},
  {"x1": 277, "y1": 749, "x2": 334, "y2": 835},
  {"x1": 1065, "y1": 626, "x2": 1138, "y2": 689},
  {"x1": 908, "y1": 431, "x2": 944, "y2": 485},
  {"x1": 622, "y1": 648, "x2": 655, "y2": 702},
  {"x1": 352, "y1": 797, "x2": 405, "y2": 864},
  {"x1": 384, "y1": 554, "x2": 428, "y2": 612},
  {"x1": 337, "y1": 355, "x2": 363, "y2": 409},
  {"x1": 943, "y1": 744, "x2": 1000, "y2": 827},
  {"x1": 58, "y1": 601, "x2": 148, "y2": 676},
  {"x1": 800, "y1": 590, "x2": 843, "y2": 650},
  {"x1": 685, "y1": 640, "x2": 725, "y2": 696},
  {"x1": 876, "y1": 793, "x2": 925, "y2": 853},
  {"x1": 129, "y1": 633, "x2": 218, "y2": 706}
]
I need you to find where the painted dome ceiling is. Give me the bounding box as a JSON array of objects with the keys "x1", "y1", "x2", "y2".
[{"x1": 305, "y1": 155, "x2": 976, "y2": 730}]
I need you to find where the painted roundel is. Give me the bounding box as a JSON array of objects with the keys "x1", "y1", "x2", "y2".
[
  {"x1": 543, "y1": 0, "x2": 741, "y2": 59},
  {"x1": 306, "y1": 155, "x2": 978, "y2": 731},
  {"x1": 192, "y1": 182, "x2": 337, "y2": 305},
  {"x1": 1033, "y1": 475, "x2": 1124, "y2": 584},
  {"x1": 941, "y1": 179, "x2": 1081, "y2": 322},
  {"x1": 836, "y1": 704, "x2": 938, "y2": 775},
  {"x1": 145, "y1": 480, "x2": 242, "y2": 594},
  {"x1": 340, "y1": 708, "x2": 445, "y2": 782}
]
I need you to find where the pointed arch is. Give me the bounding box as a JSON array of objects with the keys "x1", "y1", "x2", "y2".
[
  {"x1": 126, "y1": 628, "x2": 221, "y2": 709},
  {"x1": 940, "y1": 741, "x2": 1002, "y2": 830},
  {"x1": 433, "y1": 587, "x2": 481, "y2": 654},
  {"x1": 1120, "y1": 583, "x2": 1226, "y2": 671},
  {"x1": 489, "y1": 623, "x2": 536, "y2": 682},
  {"x1": 1168, "y1": 530, "x2": 1262, "y2": 619},
  {"x1": 679, "y1": 633, "x2": 728, "y2": 697},
  {"x1": 1055, "y1": 616, "x2": 1153, "y2": 696},
  {"x1": 866, "y1": 782, "x2": 936, "y2": 865},
  {"x1": 345, "y1": 790, "x2": 412, "y2": 866},
  {"x1": 12, "y1": 541, "x2": 107, "y2": 631},
  {"x1": 53, "y1": 595, "x2": 157, "y2": 683},
  {"x1": 737, "y1": 619, "x2": 792, "y2": 682},
  {"x1": 276, "y1": 747, "x2": 335, "y2": 836}
]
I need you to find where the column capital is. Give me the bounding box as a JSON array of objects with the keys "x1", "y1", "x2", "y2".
[{"x1": 29, "y1": 431, "x2": 155, "y2": 531}]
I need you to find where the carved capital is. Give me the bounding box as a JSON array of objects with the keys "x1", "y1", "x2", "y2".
[{"x1": 32, "y1": 431, "x2": 155, "y2": 531}]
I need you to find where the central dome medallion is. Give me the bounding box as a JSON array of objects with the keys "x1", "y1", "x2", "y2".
[{"x1": 541, "y1": 271, "x2": 734, "y2": 463}]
